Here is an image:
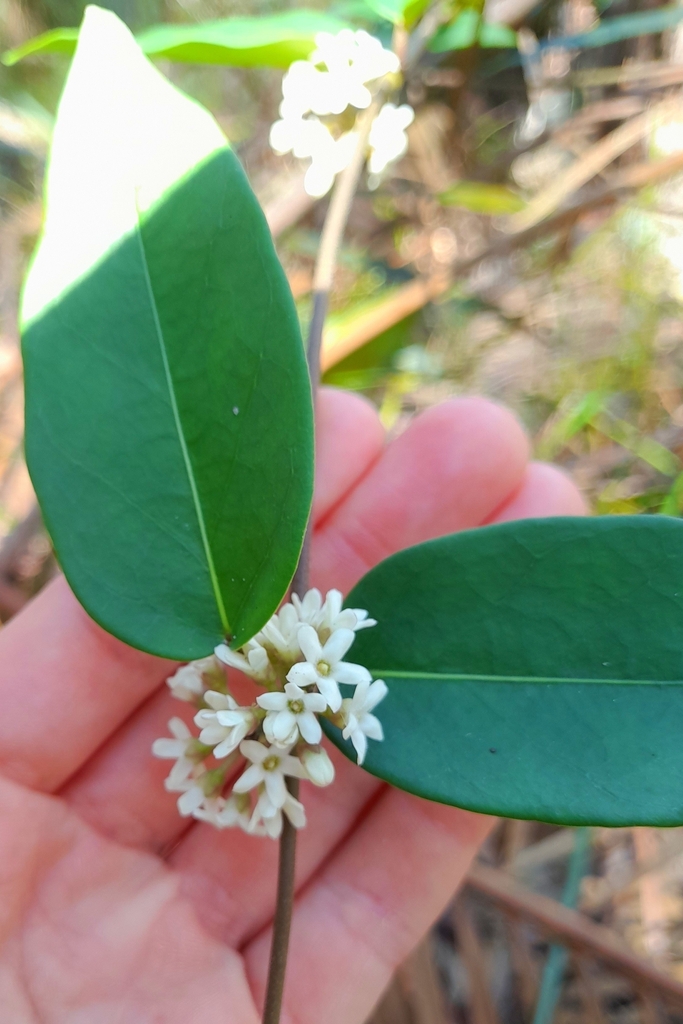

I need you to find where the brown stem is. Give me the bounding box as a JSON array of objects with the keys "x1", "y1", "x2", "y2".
[{"x1": 260, "y1": 99, "x2": 381, "y2": 1024}]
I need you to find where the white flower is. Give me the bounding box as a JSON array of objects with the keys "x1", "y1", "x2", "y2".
[
  {"x1": 166, "y1": 655, "x2": 218, "y2": 702},
  {"x1": 249, "y1": 789, "x2": 307, "y2": 839},
  {"x1": 342, "y1": 677, "x2": 388, "y2": 764},
  {"x1": 257, "y1": 681, "x2": 327, "y2": 746},
  {"x1": 233, "y1": 740, "x2": 307, "y2": 808},
  {"x1": 152, "y1": 717, "x2": 200, "y2": 790},
  {"x1": 193, "y1": 793, "x2": 251, "y2": 832},
  {"x1": 194, "y1": 691, "x2": 256, "y2": 759},
  {"x1": 312, "y1": 588, "x2": 377, "y2": 638},
  {"x1": 256, "y1": 603, "x2": 306, "y2": 663},
  {"x1": 174, "y1": 776, "x2": 207, "y2": 817},
  {"x1": 368, "y1": 103, "x2": 414, "y2": 175},
  {"x1": 287, "y1": 625, "x2": 370, "y2": 712},
  {"x1": 214, "y1": 640, "x2": 272, "y2": 684},
  {"x1": 302, "y1": 746, "x2": 336, "y2": 787}
]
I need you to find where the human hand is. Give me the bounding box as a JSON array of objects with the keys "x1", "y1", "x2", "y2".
[{"x1": 0, "y1": 389, "x2": 585, "y2": 1023}]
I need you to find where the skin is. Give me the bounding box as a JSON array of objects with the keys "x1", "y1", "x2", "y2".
[{"x1": 0, "y1": 388, "x2": 586, "y2": 1023}]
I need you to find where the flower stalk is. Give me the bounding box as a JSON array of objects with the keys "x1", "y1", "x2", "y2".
[{"x1": 260, "y1": 100, "x2": 382, "y2": 1024}]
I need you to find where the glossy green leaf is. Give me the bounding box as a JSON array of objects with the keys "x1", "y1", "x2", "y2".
[
  {"x1": 438, "y1": 180, "x2": 525, "y2": 214},
  {"x1": 22, "y1": 6, "x2": 314, "y2": 660},
  {"x1": 3, "y1": 10, "x2": 348, "y2": 68},
  {"x1": 326, "y1": 516, "x2": 683, "y2": 826}
]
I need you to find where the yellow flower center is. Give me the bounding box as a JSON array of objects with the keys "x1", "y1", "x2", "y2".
[
  {"x1": 263, "y1": 755, "x2": 280, "y2": 772},
  {"x1": 317, "y1": 660, "x2": 331, "y2": 677},
  {"x1": 289, "y1": 699, "x2": 305, "y2": 714}
]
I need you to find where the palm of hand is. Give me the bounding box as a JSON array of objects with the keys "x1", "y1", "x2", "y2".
[{"x1": 0, "y1": 391, "x2": 585, "y2": 1023}]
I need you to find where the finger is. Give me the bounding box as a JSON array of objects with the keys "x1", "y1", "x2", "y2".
[
  {"x1": 489, "y1": 462, "x2": 588, "y2": 523},
  {"x1": 312, "y1": 397, "x2": 530, "y2": 592},
  {"x1": 65, "y1": 396, "x2": 530, "y2": 855},
  {"x1": 313, "y1": 388, "x2": 385, "y2": 524},
  {"x1": 243, "y1": 792, "x2": 495, "y2": 1024},
  {"x1": 0, "y1": 388, "x2": 383, "y2": 793},
  {"x1": 0, "y1": 774, "x2": 258, "y2": 1024}
]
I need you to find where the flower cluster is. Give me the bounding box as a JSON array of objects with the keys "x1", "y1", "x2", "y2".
[
  {"x1": 269, "y1": 29, "x2": 414, "y2": 196},
  {"x1": 153, "y1": 589, "x2": 387, "y2": 839}
]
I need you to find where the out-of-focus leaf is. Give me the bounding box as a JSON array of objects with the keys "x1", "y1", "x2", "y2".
[
  {"x1": 4, "y1": 10, "x2": 348, "y2": 68},
  {"x1": 22, "y1": 6, "x2": 314, "y2": 659},
  {"x1": 365, "y1": 0, "x2": 431, "y2": 27},
  {"x1": 541, "y1": 5, "x2": 683, "y2": 50},
  {"x1": 430, "y1": 9, "x2": 480, "y2": 50},
  {"x1": 3, "y1": 27, "x2": 79, "y2": 64},
  {"x1": 429, "y1": 10, "x2": 517, "y2": 50},
  {"x1": 326, "y1": 516, "x2": 683, "y2": 826},
  {"x1": 438, "y1": 180, "x2": 525, "y2": 214},
  {"x1": 478, "y1": 21, "x2": 517, "y2": 47}
]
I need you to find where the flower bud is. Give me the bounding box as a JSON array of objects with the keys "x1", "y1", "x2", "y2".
[{"x1": 302, "y1": 747, "x2": 335, "y2": 787}]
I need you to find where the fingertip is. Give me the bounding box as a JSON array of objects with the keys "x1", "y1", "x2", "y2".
[
  {"x1": 491, "y1": 461, "x2": 589, "y2": 523},
  {"x1": 314, "y1": 387, "x2": 385, "y2": 524}
]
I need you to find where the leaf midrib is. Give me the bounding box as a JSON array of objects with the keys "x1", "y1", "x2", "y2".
[
  {"x1": 135, "y1": 215, "x2": 230, "y2": 635},
  {"x1": 373, "y1": 669, "x2": 683, "y2": 686}
]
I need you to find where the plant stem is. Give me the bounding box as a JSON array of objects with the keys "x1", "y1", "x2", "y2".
[{"x1": 260, "y1": 98, "x2": 380, "y2": 1024}]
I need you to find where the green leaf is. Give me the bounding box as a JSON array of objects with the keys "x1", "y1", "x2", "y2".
[
  {"x1": 3, "y1": 10, "x2": 348, "y2": 68},
  {"x1": 438, "y1": 180, "x2": 525, "y2": 214},
  {"x1": 326, "y1": 516, "x2": 683, "y2": 826},
  {"x1": 22, "y1": 6, "x2": 314, "y2": 660},
  {"x1": 478, "y1": 21, "x2": 517, "y2": 47},
  {"x1": 3, "y1": 27, "x2": 79, "y2": 64},
  {"x1": 364, "y1": 0, "x2": 430, "y2": 28},
  {"x1": 430, "y1": 9, "x2": 480, "y2": 50},
  {"x1": 540, "y1": 5, "x2": 683, "y2": 51}
]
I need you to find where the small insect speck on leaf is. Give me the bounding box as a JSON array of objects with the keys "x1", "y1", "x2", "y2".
[
  {"x1": 232, "y1": 406, "x2": 239, "y2": 415},
  {"x1": 489, "y1": 747, "x2": 497, "y2": 754}
]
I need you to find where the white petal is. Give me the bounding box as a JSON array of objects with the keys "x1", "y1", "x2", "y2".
[
  {"x1": 298, "y1": 624, "x2": 322, "y2": 664},
  {"x1": 240, "y1": 739, "x2": 268, "y2": 763},
  {"x1": 300, "y1": 588, "x2": 322, "y2": 620},
  {"x1": 303, "y1": 691, "x2": 327, "y2": 713},
  {"x1": 264, "y1": 770, "x2": 287, "y2": 808},
  {"x1": 194, "y1": 709, "x2": 216, "y2": 727},
  {"x1": 257, "y1": 692, "x2": 288, "y2": 711},
  {"x1": 350, "y1": 727, "x2": 368, "y2": 765},
  {"x1": 273, "y1": 709, "x2": 298, "y2": 743},
  {"x1": 263, "y1": 811, "x2": 284, "y2": 839},
  {"x1": 283, "y1": 793, "x2": 307, "y2": 829},
  {"x1": 366, "y1": 678, "x2": 389, "y2": 711},
  {"x1": 283, "y1": 681, "x2": 306, "y2": 701},
  {"x1": 151, "y1": 738, "x2": 185, "y2": 759},
  {"x1": 323, "y1": 589, "x2": 343, "y2": 621},
  {"x1": 213, "y1": 736, "x2": 239, "y2": 759},
  {"x1": 298, "y1": 711, "x2": 322, "y2": 744},
  {"x1": 204, "y1": 690, "x2": 233, "y2": 711},
  {"x1": 280, "y1": 754, "x2": 309, "y2": 779},
  {"x1": 287, "y1": 662, "x2": 319, "y2": 687},
  {"x1": 335, "y1": 662, "x2": 372, "y2": 687},
  {"x1": 198, "y1": 726, "x2": 227, "y2": 746},
  {"x1": 166, "y1": 756, "x2": 194, "y2": 789},
  {"x1": 233, "y1": 763, "x2": 264, "y2": 793},
  {"x1": 215, "y1": 709, "x2": 247, "y2": 726},
  {"x1": 178, "y1": 786, "x2": 205, "y2": 816},
  {"x1": 361, "y1": 713, "x2": 384, "y2": 742},
  {"x1": 214, "y1": 645, "x2": 248, "y2": 671},
  {"x1": 168, "y1": 717, "x2": 191, "y2": 740},
  {"x1": 317, "y1": 675, "x2": 343, "y2": 713},
  {"x1": 322, "y1": 627, "x2": 355, "y2": 665}
]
